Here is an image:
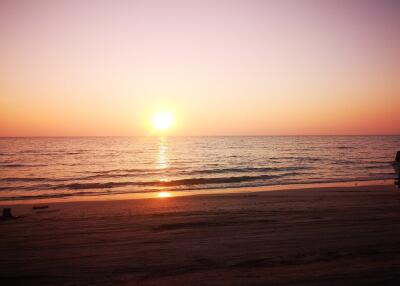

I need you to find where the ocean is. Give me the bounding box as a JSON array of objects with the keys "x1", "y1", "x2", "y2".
[{"x1": 0, "y1": 136, "x2": 399, "y2": 203}]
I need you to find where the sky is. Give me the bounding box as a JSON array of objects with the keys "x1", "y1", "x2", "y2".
[{"x1": 0, "y1": 0, "x2": 400, "y2": 136}]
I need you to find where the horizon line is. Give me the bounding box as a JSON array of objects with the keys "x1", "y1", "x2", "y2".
[{"x1": 1, "y1": 134, "x2": 400, "y2": 138}]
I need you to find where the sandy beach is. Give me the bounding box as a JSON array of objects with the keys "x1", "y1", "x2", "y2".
[{"x1": 1, "y1": 183, "x2": 400, "y2": 286}]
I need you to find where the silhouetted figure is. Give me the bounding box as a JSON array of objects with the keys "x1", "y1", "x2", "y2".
[
  {"x1": 1, "y1": 208, "x2": 14, "y2": 220},
  {"x1": 394, "y1": 151, "x2": 400, "y2": 189}
]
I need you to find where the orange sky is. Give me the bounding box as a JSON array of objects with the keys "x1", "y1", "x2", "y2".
[{"x1": 1, "y1": 0, "x2": 399, "y2": 136}]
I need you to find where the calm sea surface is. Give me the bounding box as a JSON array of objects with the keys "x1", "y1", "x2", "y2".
[{"x1": 0, "y1": 136, "x2": 399, "y2": 202}]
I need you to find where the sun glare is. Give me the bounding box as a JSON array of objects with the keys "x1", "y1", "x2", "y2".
[
  {"x1": 151, "y1": 111, "x2": 174, "y2": 131},
  {"x1": 158, "y1": 191, "x2": 172, "y2": 198}
]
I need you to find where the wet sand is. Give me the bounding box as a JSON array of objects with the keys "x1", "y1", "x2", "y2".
[{"x1": 1, "y1": 184, "x2": 400, "y2": 285}]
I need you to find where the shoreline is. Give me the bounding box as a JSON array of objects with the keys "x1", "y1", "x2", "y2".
[
  {"x1": 1, "y1": 182, "x2": 400, "y2": 285},
  {"x1": 0, "y1": 178, "x2": 394, "y2": 207}
]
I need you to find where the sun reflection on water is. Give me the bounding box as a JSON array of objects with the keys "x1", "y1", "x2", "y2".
[
  {"x1": 156, "y1": 137, "x2": 172, "y2": 195},
  {"x1": 157, "y1": 137, "x2": 169, "y2": 170}
]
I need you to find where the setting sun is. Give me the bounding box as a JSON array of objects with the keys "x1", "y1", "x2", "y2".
[{"x1": 151, "y1": 111, "x2": 174, "y2": 131}]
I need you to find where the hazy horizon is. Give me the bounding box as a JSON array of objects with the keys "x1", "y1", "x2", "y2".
[{"x1": 1, "y1": 0, "x2": 400, "y2": 136}]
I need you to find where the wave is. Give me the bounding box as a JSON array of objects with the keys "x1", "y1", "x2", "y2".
[
  {"x1": 337, "y1": 146, "x2": 356, "y2": 149},
  {"x1": 1, "y1": 172, "x2": 304, "y2": 191},
  {"x1": 84, "y1": 166, "x2": 308, "y2": 177},
  {"x1": 0, "y1": 188, "x2": 158, "y2": 201},
  {"x1": 0, "y1": 163, "x2": 47, "y2": 168},
  {"x1": 88, "y1": 168, "x2": 168, "y2": 175},
  {"x1": 364, "y1": 164, "x2": 393, "y2": 169},
  {"x1": 0, "y1": 177, "x2": 51, "y2": 182},
  {"x1": 61, "y1": 174, "x2": 289, "y2": 189},
  {"x1": 1, "y1": 176, "x2": 396, "y2": 202},
  {"x1": 1, "y1": 163, "x2": 395, "y2": 190},
  {"x1": 185, "y1": 166, "x2": 307, "y2": 175},
  {"x1": 0, "y1": 166, "x2": 308, "y2": 186}
]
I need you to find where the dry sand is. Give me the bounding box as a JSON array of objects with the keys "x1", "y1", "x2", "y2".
[{"x1": 1, "y1": 183, "x2": 400, "y2": 285}]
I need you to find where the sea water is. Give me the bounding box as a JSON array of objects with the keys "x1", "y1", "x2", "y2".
[{"x1": 0, "y1": 136, "x2": 399, "y2": 202}]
